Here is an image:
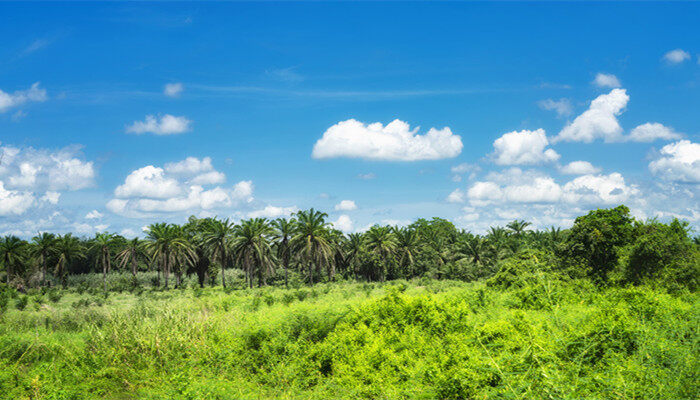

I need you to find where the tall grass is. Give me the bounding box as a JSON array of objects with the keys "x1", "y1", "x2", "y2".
[{"x1": 0, "y1": 278, "x2": 697, "y2": 399}]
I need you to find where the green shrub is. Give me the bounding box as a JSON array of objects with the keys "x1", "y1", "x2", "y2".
[{"x1": 15, "y1": 295, "x2": 28, "y2": 310}]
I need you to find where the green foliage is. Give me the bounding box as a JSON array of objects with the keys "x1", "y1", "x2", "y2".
[
  {"x1": 561, "y1": 205, "x2": 634, "y2": 282},
  {"x1": 0, "y1": 280, "x2": 696, "y2": 399},
  {"x1": 623, "y1": 219, "x2": 699, "y2": 290}
]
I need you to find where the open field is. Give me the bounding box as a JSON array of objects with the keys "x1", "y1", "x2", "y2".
[{"x1": 1, "y1": 277, "x2": 698, "y2": 399}]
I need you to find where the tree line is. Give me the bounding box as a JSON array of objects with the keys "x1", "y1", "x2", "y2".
[{"x1": 1, "y1": 206, "x2": 698, "y2": 291}]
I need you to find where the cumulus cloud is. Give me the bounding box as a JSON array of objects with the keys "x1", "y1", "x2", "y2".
[
  {"x1": 126, "y1": 114, "x2": 192, "y2": 135},
  {"x1": 247, "y1": 205, "x2": 298, "y2": 219},
  {"x1": 627, "y1": 123, "x2": 682, "y2": 142},
  {"x1": 312, "y1": 119, "x2": 463, "y2": 161},
  {"x1": 334, "y1": 200, "x2": 357, "y2": 211},
  {"x1": 0, "y1": 182, "x2": 34, "y2": 216},
  {"x1": 164, "y1": 157, "x2": 226, "y2": 185},
  {"x1": 649, "y1": 140, "x2": 700, "y2": 183},
  {"x1": 463, "y1": 169, "x2": 637, "y2": 207},
  {"x1": 663, "y1": 49, "x2": 691, "y2": 64},
  {"x1": 593, "y1": 73, "x2": 621, "y2": 88},
  {"x1": 559, "y1": 161, "x2": 601, "y2": 175},
  {"x1": 358, "y1": 172, "x2": 376, "y2": 180},
  {"x1": 41, "y1": 191, "x2": 60, "y2": 204},
  {"x1": 164, "y1": 83, "x2": 183, "y2": 98},
  {"x1": 561, "y1": 173, "x2": 638, "y2": 204},
  {"x1": 0, "y1": 82, "x2": 47, "y2": 113},
  {"x1": 108, "y1": 157, "x2": 253, "y2": 216},
  {"x1": 332, "y1": 214, "x2": 354, "y2": 233},
  {"x1": 85, "y1": 210, "x2": 103, "y2": 220},
  {"x1": 446, "y1": 189, "x2": 465, "y2": 203},
  {"x1": 538, "y1": 98, "x2": 572, "y2": 117},
  {"x1": 555, "y1": 89, "x2": 629, "y2": 143},
  {"x1": 492, "y1": 129, "x2": 559, "y2": 165},
  {"x1": 0, "y1": 142, "x2": 94, "y2": 216},
  {"x1": 115, "y1": 166, "x2": 181, "y2": 199},
  {"x1": 0, "y1": 144, "x2": 95, "y2": 191}
]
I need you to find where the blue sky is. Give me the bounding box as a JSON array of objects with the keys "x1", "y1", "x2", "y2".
[{"x1": 1, "y1": 2, "x2": 698, "y2": 237}]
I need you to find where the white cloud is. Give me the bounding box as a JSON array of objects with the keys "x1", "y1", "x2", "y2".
[
  {"x1": 164, "y1": 156, "x2": 225, "y2": 185},
  {"x1": 0, "y1": 82, "x2": 47, "y2": 113},
  {"x1": 503, "y1": 177, "x2": 563, "y2": 203},
  {"x1": 132, "y1": 186, "x2": 232, "y2": 213},
  {"x1": 247, "y1": 205, "x2": 298, "y2": 219},
  {"x1": 85, "y1": 210, "x2": 103, "y2": 220},
  {"x1": 555, "y1": 89, "x2": 629, "y2": 143},
  {"x1": 627, "y1": 122, "x2": 682, "y2": 142},
  {"x1": 446, "y1": 189, "x2": 465, "y2": 203},
  {"x1": 562, "y1": 173, "x2": 639, "y2": 205},
  {"x1": 41, "y1": 191, "x2": 60, "y2": 204},
  {"x1": 332, "y1": 214, "x2": 354, "y2": 233},
  {"x1": 190, "y1": 171, "x2": 226, "y2": 185},
  {"x1": 115, "y1": 166, "x2": 181, "y2": 199},
  {"x1": 358, "y1": 172, "x2": 376, "y2": 180},
  {"x1": 593, "y1": 73, "x2": 621, "y2": 88},
  {"x1": 164, "y1": 83, "x2": 184, "y2": 98},
  {"x1": 108, "y1": 158, "x2": 253, "y2": 217},
  {"x1": 334, "y1": 200, "x2": 357, "y2": 211},
  {"x1": 0, "y1": 144, "x2": 95, "y2": 191},
  {"x1": 663, "y1": 49, "x2": 691, "y2": 64},
  {"x1": 466, "y1": 181, "x2": 504, "y2": 206},
  {"x1": 559, "y1": 161, "x2": 601, "y2": 175},
  {"x1": 463, "y1": 170, "x2": 637, "y2": 207},
  {"x1": 0, "y1": 182, "x2": 34, "y2": 216},
  {"x1": 492, "y1": 129, "x2": 559, "y2": 165},
  {"x1": 649, "y1": 140, "x2": 700, "y2": 183},
  {"x1": 126, "y1": 114, "x2": 192, "y2": 135},
  {"x1": 232, "y1": 180, "x2": 254, "y2": 202},
  {"x1": 538, "y1": 98, "x2": 572, "y2": 117},
  {"x1": 165, "y1": 157, "x2": 213, "y2": 175},
  {"x1": 312, "y1": 119, "x2": 463, "y2": 161}
]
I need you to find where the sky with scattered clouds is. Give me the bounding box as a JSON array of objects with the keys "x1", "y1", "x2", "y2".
[{"x1": 1, "y1": 3, "x2": 699, "y2": 237}]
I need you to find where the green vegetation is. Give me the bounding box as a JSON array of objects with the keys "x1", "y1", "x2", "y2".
[{"x1": 0, "y1": 206, "x2": 698, "y2": 399}]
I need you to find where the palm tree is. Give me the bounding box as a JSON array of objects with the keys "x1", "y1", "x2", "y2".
[
  {"x1": 0, "y1": 235, "x2": 27, "y2": 285},
  {"x1": 345, "y1": 233, "x2": 364, "y2": 280},
  {"x1": 462, "y1": 235, "x2": 489, "y2": 266},
  {"x1": 169, "y1": 225, "x2": 198, "y2": 287},
  {"x1": 232, "y1": 218, "x2": 276, "y2": 287},
  {"x1": 394, "y1": 227, "x2": 419, "y2": 277},
  {"x1": 185, "y1": 216, "x2": 213, "y2": 288},
  {"x1": 291, "y1": 209, "x2": 334, "y2": 285},
  {"x1": 365, "y1": 225, "x2": 398, "y2": 282},
  {"x1": 146, "y1": 223, "x2": 195, "y2": 289},
  {"x1": 271, "y1": 217, "x2": 295, "y2": 287},
  {"x1": 116, "y1": 237, "x2": 145, "y2": 278},
  {"x1": 89, "y1": 232, "x2": 117, "y2": 291},
  {"x1": 200, "y1": 218, "x2": 236, "y2": 288},
  {"x1": 55, "y1": 234, "x2": 84, "y2": 288},
  {"x1": 487, "y1": 226, "x2": 510, "y2": 261},
  {"x1": 506, "y1": 220, "x2": 532, "y2": 236},
  {"x1": 31, "y1": 232, "x2": 57, "y2": 286}
]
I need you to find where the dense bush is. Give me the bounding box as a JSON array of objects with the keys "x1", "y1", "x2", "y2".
[{"x1": 0, "y1": 280, "x2": 696, "y2": 399}]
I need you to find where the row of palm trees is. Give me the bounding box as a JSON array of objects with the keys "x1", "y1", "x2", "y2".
[{"x1": 0, "y1": 209, "x2": 566, "y2": 290}]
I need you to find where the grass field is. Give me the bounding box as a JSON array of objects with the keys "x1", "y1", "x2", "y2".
[{"x1": 1, "y1": 276, "x2": 697, "y2": 399}]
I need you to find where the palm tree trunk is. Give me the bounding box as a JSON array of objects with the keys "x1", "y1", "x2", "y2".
[
  {"x1": 41, "y1": 256, "x2": 46, "y2": 287},
  {"x1": 131, "y1": 251, "x2": 137, "y2": 277},
  {"x1": 221, "y1": 245, "x2": 227, "y2": 289},
  {"x1": 309, "y1": 262, "x2": 314, "y2": 286},
  {"x1": 102, "y1": 251, "x2": 107, "y2": 291},
  {"x1": 164, "y1": 253, "x2": 169, "y2": 289}
]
